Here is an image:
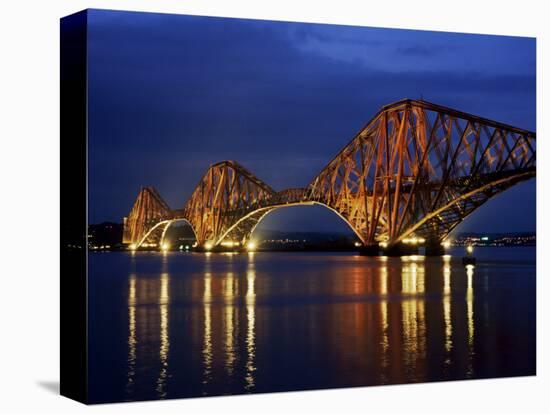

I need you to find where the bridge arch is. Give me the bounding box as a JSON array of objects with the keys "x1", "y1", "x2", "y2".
[
  {"x1": 216, "y1": 201, "x2": 364, "y2": 247},
  {"x1": 133, "y1": 218, "x2": 198, "y2": 249},
  {"x1": 159, "y1": 218, "x2": 198, "y2": 247},
  {"x1": 448, "y1": 179, "x2": 535, "y2": 234},
  {"x1": 393, "y1": 169, "x2": 535, "y2": 244}
]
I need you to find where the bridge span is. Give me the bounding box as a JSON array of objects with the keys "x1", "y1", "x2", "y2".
[{"x1": 123, "y1": 99, "x2": 535, "y2": 253}]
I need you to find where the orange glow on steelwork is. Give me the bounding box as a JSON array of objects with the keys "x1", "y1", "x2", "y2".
[{"x1": 123, "y1": 100, "x2": 535, "y2": 251}]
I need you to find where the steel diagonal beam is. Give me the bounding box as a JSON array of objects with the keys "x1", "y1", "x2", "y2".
[
  {"x1": 429, "y1": 118, "x2": 470, "y2": 212},
  {"x1": 390, "y1": 107, "x2": 410, "y2": 238},
  {"x1": 497, "y1": 133, "x2": 524, "y2": 172},
  {"x1": 471, "y1": 126, "x2": 499, "y2": 176},
  {"x1": 395, "y1": 108, "x2": 440, "y2": 237}
]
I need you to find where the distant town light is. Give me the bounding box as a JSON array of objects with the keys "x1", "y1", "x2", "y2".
[
  {"x1": 466, "y1": 245, "x2": 474, "y2": 254},
  {"x1": 442, "y1": 240, "x2": 451, "y2": 249},
  {"x1": 354, "y1": 241, "x2": 362, "y2": 247}
]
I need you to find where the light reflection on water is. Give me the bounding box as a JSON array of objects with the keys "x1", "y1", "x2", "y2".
[
  {"x1": 125, "y1": 274, "x2": 136, "y2": 398},
  {"x1": 202, "y1": 272, "x2": 213, "y2": 391},
  {"x1": 245, "y1": 255, "x2": 256, "y2": 391},
  {"x1": 156, "y1": 272, "x2": 170, "y2": 398},
  {"x1": 466, "y1": 265, "x2": 475, "y2": 377},
  {"x1": 89, "y1": 248, "x2": 536, "y2": 403},
  {"x1": 443, "y1": 261, "x2": 453, "y2": 369}
]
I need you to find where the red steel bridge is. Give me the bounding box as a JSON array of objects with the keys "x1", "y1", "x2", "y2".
[{"x1": 123, "y1": 99, "x2": 535, "y2": 253}]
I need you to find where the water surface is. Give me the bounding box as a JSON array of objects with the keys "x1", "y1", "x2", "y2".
[{"x1": 88, "y1": 247, "x2": 536, "y2": 403}]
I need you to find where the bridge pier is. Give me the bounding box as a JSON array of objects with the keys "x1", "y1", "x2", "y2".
[
  {"x1": 425, "y1": 241, "x2": 445, "y2": 256},
  {"x1": 382, "y1": 242, "x2": 418, "y2": 257},
  {"x1": 358, "y1": 245, "x2": 380, "y2": 256},
  {"x1": 195, "y1": 244, "x2": 245, "y2": 253}
]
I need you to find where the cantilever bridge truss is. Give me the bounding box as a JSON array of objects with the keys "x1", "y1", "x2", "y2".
[{"x1": 123, "y1": 99, "x2": 536, "y2": 250}]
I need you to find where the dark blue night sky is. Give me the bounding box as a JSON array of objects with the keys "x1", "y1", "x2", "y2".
[{"x1": 87, "y1": 9, "x2": 536, "y2": 234}]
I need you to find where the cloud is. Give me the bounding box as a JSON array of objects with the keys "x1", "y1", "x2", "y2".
[
  {"x1": 396, "y1": 45, "x2": 440, "y2": 57},
  {"x1": 86, "y1": 9, "x2": 535, "y2": 230}
]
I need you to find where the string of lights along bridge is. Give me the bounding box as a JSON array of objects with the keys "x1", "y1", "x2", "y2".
[{"x1": 123, "y1": 99, "x2": 535, "y2": 255}]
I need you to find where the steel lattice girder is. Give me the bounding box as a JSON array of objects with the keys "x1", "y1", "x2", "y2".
[{"x1": 123, "y1": 99, "x2": 535, "y2": 249}]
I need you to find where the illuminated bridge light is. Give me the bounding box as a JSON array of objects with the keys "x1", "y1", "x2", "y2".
[
  {"x1": 247, "y1": 241, "x2": 257, "y2": 251},
  {"x1": 403, "y1": 237, "x2": 426, "y2": 245},
  {"x1": 221, "y1": 240, "x2": 239, "y2": 248}
]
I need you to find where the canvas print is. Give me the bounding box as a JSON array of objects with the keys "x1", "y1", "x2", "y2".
[{"x1": 60, "y1": 9, "x2": 536, "y2": 404}]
